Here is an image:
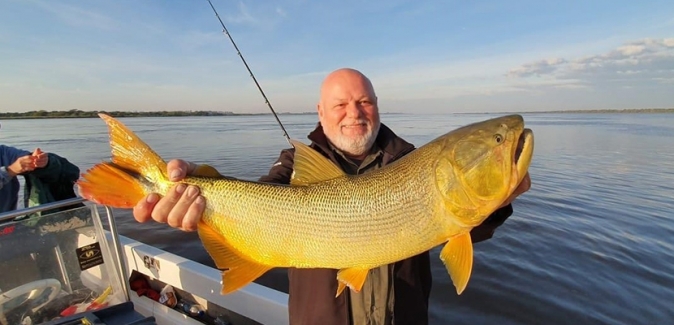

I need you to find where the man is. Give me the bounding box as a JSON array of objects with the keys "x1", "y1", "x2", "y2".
[
  {"x1": 0, "y1": 146, "x2": 49, "y2": 213},
  {"x1": 133, "y1": 68, "x2": 531, "y2": 325}
]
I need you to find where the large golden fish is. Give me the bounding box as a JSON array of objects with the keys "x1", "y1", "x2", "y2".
[{"x1": 77, "y1": 113, "x2": 533, "y2": 296}]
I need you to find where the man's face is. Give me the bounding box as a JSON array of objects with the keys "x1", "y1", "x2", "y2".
[{"x1": 317, "y1": 71, "x2": 381, "y2": 157}]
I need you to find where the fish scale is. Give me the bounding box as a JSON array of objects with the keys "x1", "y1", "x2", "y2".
[{"x1": 193, "y1": 172, "x2": 441, "y2": 268}]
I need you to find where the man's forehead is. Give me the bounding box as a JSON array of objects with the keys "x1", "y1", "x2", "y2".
[
  {"x1": 325, "y1": 93, "x2": 374, "y2": 102},
  {"x1": 323, "y1": 82, "x2": 374, "y2": 99}
]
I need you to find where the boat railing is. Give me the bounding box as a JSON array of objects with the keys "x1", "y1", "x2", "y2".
[{"x1": 0, "y1": 197, "x2": 87, "y2": 222}]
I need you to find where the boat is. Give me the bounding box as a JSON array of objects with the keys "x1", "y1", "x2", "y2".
[{"x1": 0, "y1": 198, "x2": 289, "y2": 325}]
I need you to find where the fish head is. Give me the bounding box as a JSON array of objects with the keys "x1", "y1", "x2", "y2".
[{"x1": 434, "y1": 114, "x2": 534, "y2": 225}]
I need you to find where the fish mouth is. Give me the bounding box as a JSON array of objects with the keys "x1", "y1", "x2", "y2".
[
  {"x1": 514, "y1": 128, "x2": 534, "y2": 181},
  {"x1": 514, "y1": 130, "x2": 526, "y2": 163}
]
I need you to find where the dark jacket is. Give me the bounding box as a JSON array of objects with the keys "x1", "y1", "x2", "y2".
[
  {"x1": 258, "y1": 123, "x2": 513, "y2": 325},
  {"x1": 22, "y1": 153, "x2": 81, "y2": 220}
]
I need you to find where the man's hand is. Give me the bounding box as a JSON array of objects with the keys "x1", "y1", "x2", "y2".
[
  {"x1": 133, "y1": 159, "x2": 206, "y2": 232},
  {"x1": 32, "y1": 148, "x2": 48, "y2": 168},
  {"x1": 500, "y1": 172, "x2": 531, "y2": 208},
  {"x1": 8, "y1": 155, "x2": 37, "y2": 176}
]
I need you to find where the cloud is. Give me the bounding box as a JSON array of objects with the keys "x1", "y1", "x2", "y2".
[
  {"x1": 226, "y1": 2, "x2": 258, "y2": 24},
  {"x1": 508, "y1": 38, "x2": 674, "y2": 85},
  {"x1": 276, "y1": 7, "x2": 287, "y2": 18},
  {"x1": 506, "y1": 58, "x2": 567, "y2": 78},
  {"x1": 28, "y1": 0, "x2": 120, "y2": 31}
]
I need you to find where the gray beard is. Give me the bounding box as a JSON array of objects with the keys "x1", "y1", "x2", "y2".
[{"x1": 329, "y1": 123, "x2": 380, "y2": 156}]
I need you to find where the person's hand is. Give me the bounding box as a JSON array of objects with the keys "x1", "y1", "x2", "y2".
[
  {"x1": 500, "y1": 172, "x2": 531, "y2": 208},
  {"x1": 133, "y1": 159, "x2": 206, "y2": 231},
  {"x1": 8, "y1": 155, "x2": 37, "y2": 176},
  {"x1": 31, "y1": 148, "x2": 48, "y2": 168}
]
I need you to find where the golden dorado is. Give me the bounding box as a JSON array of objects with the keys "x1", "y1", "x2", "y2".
[{"x1": 77, "y1": 113, "x2": 533, "y2": 296}]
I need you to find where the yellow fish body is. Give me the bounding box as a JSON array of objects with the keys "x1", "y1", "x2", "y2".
[{"x1": 77, "y1": 113, "x2": 533, "y2": 296}]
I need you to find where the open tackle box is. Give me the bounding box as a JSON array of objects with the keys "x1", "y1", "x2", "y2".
[{"x1": 0, "y1": 198, "x2": 156, "y2": 325}]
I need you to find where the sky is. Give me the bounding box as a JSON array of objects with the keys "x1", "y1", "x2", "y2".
[{"x1": 1, "y1": 0, "x2": 673, "y2": 114}]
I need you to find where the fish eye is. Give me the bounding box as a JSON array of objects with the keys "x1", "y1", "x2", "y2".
[{"x1": 494, "y1": 134, "x2": 503, "y2": 144}]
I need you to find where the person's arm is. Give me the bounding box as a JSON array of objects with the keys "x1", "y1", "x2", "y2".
[
  {"x1": 258, "y1": 148, "x2": 295, "y2": 185},
  {"x1": 0, "y1": 145, "x2": 32, "y2": 189},
  {"x1": 470, "y1": 204, "x2": 513, "y2": 243}
]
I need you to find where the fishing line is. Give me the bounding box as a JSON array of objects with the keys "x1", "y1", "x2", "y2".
[{"x1": 206, "y1": 0, "x2": 292, "y2": 144}]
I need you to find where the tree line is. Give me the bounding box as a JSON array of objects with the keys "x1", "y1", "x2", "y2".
[{"x1": 0, "y1": 109, "x2": 237, "y2": 119}]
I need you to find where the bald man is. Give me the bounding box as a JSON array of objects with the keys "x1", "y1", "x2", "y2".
[{"x1": 133, "y1": 68, "x2": 530, "y2": 325}]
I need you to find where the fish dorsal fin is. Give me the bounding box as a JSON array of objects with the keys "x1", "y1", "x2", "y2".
[
  {"x1": 197, "y1": 221, "x2": 272, "y2": 294},
  {"x1": 289, "y1": 139, "x2": 345, "y2": 186}
]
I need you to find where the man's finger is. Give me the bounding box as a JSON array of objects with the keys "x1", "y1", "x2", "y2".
[
  {"x1": 166, "y1": 185, "x2": 200, "y2": 229},
  {"x1": 153, "y1": 184, "x2": 187, "y2": 225},
  {"x1": 181, "y1": 195, "x2": 206, "y2": 232},
  {"x1": 167, "y1": 159, "x2": 190, "y2": 181},
  {"x1": 133, "y1": 194, "x2": 159, "y2": 223}
]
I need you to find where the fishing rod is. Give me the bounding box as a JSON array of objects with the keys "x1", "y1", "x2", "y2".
[{"x1": 206, "y1": 0, "x2": 292, "y2": 144}]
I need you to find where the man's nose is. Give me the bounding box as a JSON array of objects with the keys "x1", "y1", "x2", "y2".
[{"x1": 345, "y1": 102, "x2": 364, "y2": 118}]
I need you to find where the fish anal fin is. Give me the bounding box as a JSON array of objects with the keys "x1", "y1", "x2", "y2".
[
  {"x1": 289, "y1": 139, "x2": 345, "y2": 186},
  {"x1": 439, "y1": 232, "x2": 474, "y2": 295},
  {"x1": 197, "y1": 222, "x2": 271, "y2": 294},
  {"x1": 335, "y1": 267, "x2": 370, "y2": 297},
  {"x1": 336, "y1": 281, "x2": 347, "y2": 298},
  {"x1": 98, "y1": 113, "x2": 167, "y2": 180},
  {"x1": 77, "y1": 163, "x2": 147, "y2": 208}
]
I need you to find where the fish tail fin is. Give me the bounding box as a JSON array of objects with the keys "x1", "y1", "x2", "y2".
[
  {"x1": 77, "y1": 113, "x2": 168, "y2": 207},
  {"x1": 98, "y1": 113, "x2": 167, "y2": 179},
  {"x1": 77, "y1": 163, "x2": 149, "y2": 208}
]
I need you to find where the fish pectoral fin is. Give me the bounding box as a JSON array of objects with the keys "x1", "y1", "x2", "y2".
[
  {"x1": 289, "y1": 139, "x2": 345, "y2": 186},
  {"x1": 439, "y1": 232, "x2": 474, "y2": 295},
  {"x1": 335, "y1": 267, "x2": 370, "y2": 297},
  {"x1": 197, "y1": 222, "x2": 271, "y2": 294}
]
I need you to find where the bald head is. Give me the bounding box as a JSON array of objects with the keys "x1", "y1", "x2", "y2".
[
  {"x1": 316, "y1": 68, "x2": 381, "y2": 159},
  {"x1": 319, "y1": 68, "x2": 376, "y2": 103}
]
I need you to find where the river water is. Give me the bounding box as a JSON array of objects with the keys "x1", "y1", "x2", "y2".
[{"x1": 2, "y1": 112, "x2": 673, "y2": 324}]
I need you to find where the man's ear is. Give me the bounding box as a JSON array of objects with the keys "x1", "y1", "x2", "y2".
[{"x1": 316, "y1": 103, "x2": 324, "y2": 118}]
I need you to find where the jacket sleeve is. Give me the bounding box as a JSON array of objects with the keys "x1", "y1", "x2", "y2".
[
  {"x1": 470, "y1": 203, "x2": 514, "y2": 243},
  {"x1": 258, "y1": 148, "x2": 295, "y2": 185}
]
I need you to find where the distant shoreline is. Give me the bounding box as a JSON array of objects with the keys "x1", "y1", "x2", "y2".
[
  {"x1": 0, "y1": 110, "x2": 317, "y2": 119},
  {"x1": 471, "y1": 108, "x2": 674, "y2": 115},
  {"x1": 0, "y1": 108, "x2": 672, "y2": 119}
]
